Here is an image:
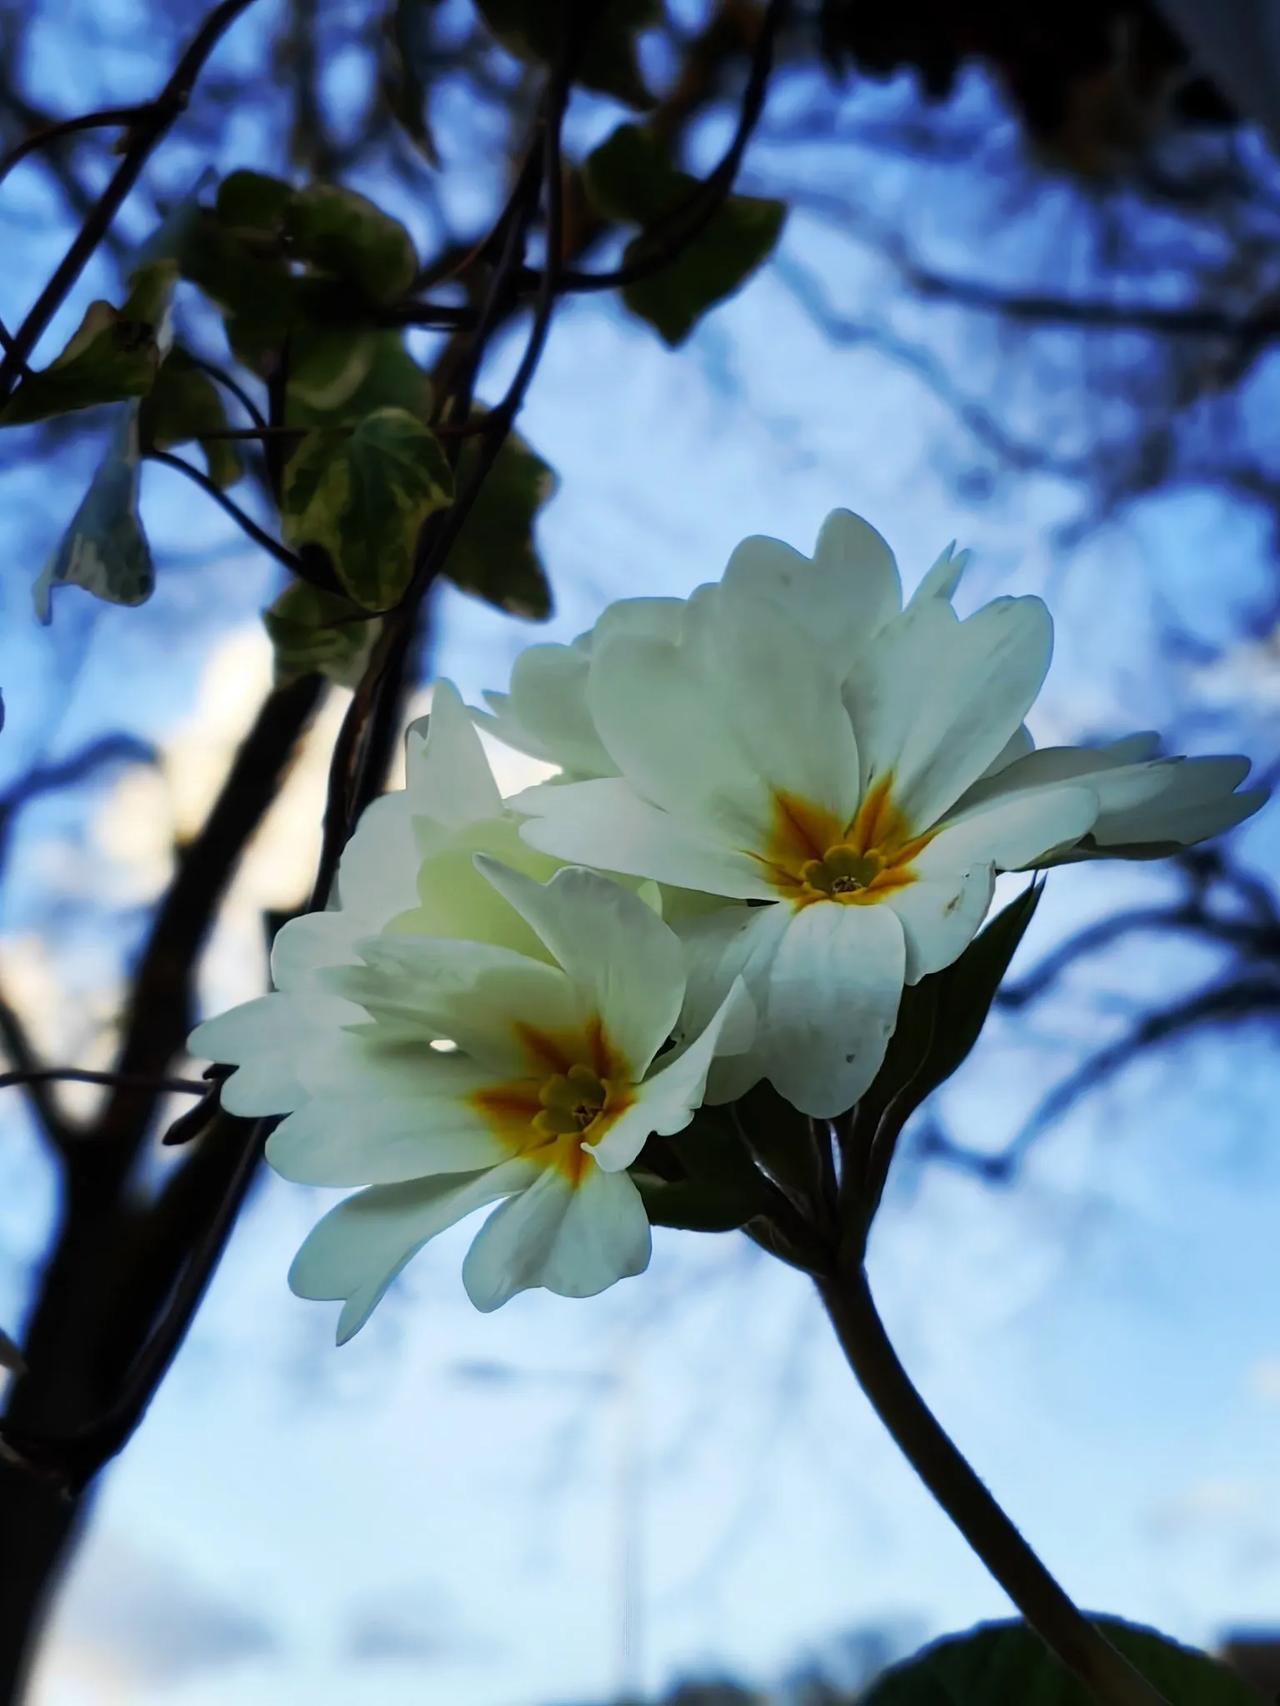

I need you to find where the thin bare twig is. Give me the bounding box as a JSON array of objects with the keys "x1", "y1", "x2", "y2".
[
  {"x1": 0, "y1": 104, "x2": 155, "y2": 193},
  {"x1": 0, "y1": 0, "x2": 264, "y2": 394}
]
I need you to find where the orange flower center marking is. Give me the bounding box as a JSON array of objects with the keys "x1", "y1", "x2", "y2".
[
  {"x1": 470, "y1": 1022, "x2": 635, "y2": 1184},
  {"x1": 756, "y1": 774, "x2": 934, "y2": 908}
]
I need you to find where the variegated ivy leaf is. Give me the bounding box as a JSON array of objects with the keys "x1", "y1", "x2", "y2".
[
  {"x1": 1, "y1": 260, "x2": 177, "y2": 427},
  {"x1": 284, "y1": 184, "x2": 419, "y2": 306},
  {"x1": 139, "y1": 347, "x2": 243, "y2": 488},
  {"x1": 445, "y1": 423, "x2": 556, "y2": 620},
  {"x1": 33, "y1": 403, "x2": 154, "y2": 623},
  {"x1": 263, "y1": 581, "x2": 380, "y2": 687},
  {"x1": 281, "y1": 406, "x2": 453, "y2": 611}
]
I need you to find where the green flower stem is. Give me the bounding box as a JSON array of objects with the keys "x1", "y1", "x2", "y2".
[{"x1": 815, "y1": 1267, "x2": 1170, "y2": 1706}]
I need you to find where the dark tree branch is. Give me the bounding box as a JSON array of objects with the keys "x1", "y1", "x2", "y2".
[
  {"x1": 144, "y1": 449, "x2": 326, "y2": 586},
  {"x1": 184, "y1": 355, "x2": 268, "y2": 433},
  {"x1": 0, "y1": 105, "x2": 157, "y2": 192},
  {"x1": 0, "y1": 993, "x2": 72, "y2": 1154},
  {"x1": 0, "y1": 1069, "x2": 207, "y2": 1098}
]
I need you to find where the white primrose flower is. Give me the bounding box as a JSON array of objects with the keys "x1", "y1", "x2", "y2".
[
  {"x1": 475, "y1": 511, "x2": 962, "y2": 779},
  {"x1": 212, "y1": 861, "x2": 745, "y2": 1335},
  {"x1": 194, "y1": 678, "x2": 568, "y2": 1110},
  {"x1": 953, "y1": 731, "x2": 1267, "y2": 862},
  {"x1": 515, "y1": 542, "x2": 1265, "y2": 1119}
]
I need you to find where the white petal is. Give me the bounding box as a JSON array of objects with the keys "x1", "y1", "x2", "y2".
[
  {"x1": 591, "y1": 978, "x2": 754, "y2": 1171},
  {"x1": 762, "y1": 903, "x2": 906, "y2": 1118},
  {"x1": 884, "y1": 866, "x2": 996, "y2": 984},
  {"x1": 461, "y1": 1164, "x2": 651, "y2": 1311},
  {"x1": 976, "y1": 723, "x2": 1034, "y2": 782},
  {"x1": 405, "y1": 678, "x2": 502, "y2": 826},
  {"x1": 266, "y1": 1058, "x2": 508, "y2": 1186},
  {"x1": 481, "y1": 644, "x2": 614, "y2": 776},
  {"x1": 270, "y1": 910, "x2": 367, "y2": 994},
  {"x1": 389, "y1": 814, "x2": 563, "y2": 962},
  {"x1": 333, "y1": 790, "x2": 422, "y2": 927},
  {"x1": 910, "y1": 541, "x2": 970, "y2": 605},
  {"x1": 677, "y1": 901, "x2": 791, "y2": 1104},
  {"x1": 475, "y1": 860, "x2": 684, "y2": 1075},
  {"x1": 845, "y1": 595, "x2": 1053, "y2": 830},
  {"x1": 683, "y1": 589, "x2": 861, "y2": 828},
  {"x1": 588, "y1": 594, "x2": 858, "y2": 850},
  {"x1": 720, "y1": 509, "x2": 901, "y2": 668},
  {"x1": 1087, "y1": 755, "x2": 1264, "y2": 848},
  {"x1": 589, "y1": 596, "x2": 685, "y2": 651},
  {"x1": 921, "y1": 784, "x2": 1099, "y2": 872},
  {"x1": 518, "y1": 778, "x2": 776, "y2": 900},
  {"x1": 289, "y1": 1162, "x2": 536, "y2": 1342},
  {"x1": 327, "y1": 936, "x2": 579, "y2": 1072},
  {"x1": 188, "y1": 992, "x2": 335, "y2": 1115}
]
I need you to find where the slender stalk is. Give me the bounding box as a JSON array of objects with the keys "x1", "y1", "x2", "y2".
[
  {"x1": 0, "y1": 1068, "x2": 206, "y2": 1096},
  {"x1": 0, "y1": 0, "x2": 263, "y2": 394},
  {"x1": 816, "y1": 1268, "x2": 1170, "y2": 1706}
]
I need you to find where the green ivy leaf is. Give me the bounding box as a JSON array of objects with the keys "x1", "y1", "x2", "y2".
[
  {"x1": 139, "y1": 347, "x2": 243, "y2": 488},
  {"x1": 215, "y1": 169, "x2": 293, "y2": 234},
  {"x1": 382, "y1": 0, "x2": 442, "y2": 165},
  {"x1": 33, "y1": 404, "x2": 154, "y2": 623},
  {"x1": 288, "y1": 328, "x2": 430, "y2": 426},
  {"x1": 863, "y1": 1618, "x2": 1256, "y2": 1705},
  {"x1": 1, "y1": 260, "x2": 177, "y2": 427},
  {"x1": 284, "y1": 184, "x2": 418, "y2": 306},
  {"x1": 877, "y1": 881, "x2": 1043, "y2": 1130},
  {"x1": 263, "y1": 580, "x2": 381, "y2": 687},
  {"x1": 475, "y1": 0, "x2": 659, "y2": 108},
  {"x1": 445, "y1": 424, "x2": 556, "y2": 619},
  {"x1": 584, "y1": 124, "x2": 786, "y2": 347},
  {"x1": 282, "y1": 406, "x2": 453, "y2": 610}
]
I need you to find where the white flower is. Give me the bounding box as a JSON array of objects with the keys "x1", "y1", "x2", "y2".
[
  {"x1": 476, "y1": 511, "x2": 964, "y2": 778},
  {"x1": 955, "y1": 731, "x2": 1267, "y2": 862},
  {"x1": 516, "y1": 539, "x2": 1264, "y2": 1119},
  {"x1": 195, "y1": 861, "x2": 747, "y2": 1335}
]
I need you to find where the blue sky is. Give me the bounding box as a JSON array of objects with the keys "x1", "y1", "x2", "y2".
[{"x1": 1, "y1": 5, "x2": 1279, "y2": 1702}]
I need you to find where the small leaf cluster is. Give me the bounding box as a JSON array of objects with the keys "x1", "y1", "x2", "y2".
[{"x1": 8, "y1": 1, "x2": 790, "y2": 648}]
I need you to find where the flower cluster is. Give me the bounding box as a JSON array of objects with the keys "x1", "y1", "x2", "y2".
[{"x1": 190, "y1": 510, "x2": 1265, "y2": 1334}]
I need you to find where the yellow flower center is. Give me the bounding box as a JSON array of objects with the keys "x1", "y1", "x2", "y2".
[
  {"x1": 754, "y1": 774, "x2": 934, "y2": 908},
  {"x1": 532, "y1": 1064, "x2": 609, "y2": 1137},
  {"x1": 799, "y1": 845, "x2": 886, "y2": 896},
  {"x1": 469, "y1": 1019, "x2": 634, "y2": 1184}
]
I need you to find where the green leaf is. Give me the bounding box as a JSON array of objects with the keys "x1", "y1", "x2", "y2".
[
  {"x1": 862, "y1": 882, "x2": 1044, "y2": 1139},
  {"x1": 284, "y1": 184, "x2": 418, "y2": 305},
  {"x1": 445, "y1": 423, "x2": 556, "y2": 619},
  {"x1": 1, "y1": 260, "x2": 177, "y2": 427},
  {"x1": 584, "y1": 124, "x2": 786, "y2": 346},
  {"x1": 282, "y1": 406, "x2": 453, "y2": 610},
  {"x1": 732, "y1": 1081, "x2": 827, "y2": 1214},
  {"x1": 139, "y1": 347, "x2": 243, "y2": 488},
  {"x1": 288, "y1": 328, "x2": 430, "y2": 426},
  {"x1": 263, "y1": 580, "x2": 381, "y2": 687},
  {"x1": 622, "y1": 196, "x2": 786, "y2": 346},
  {"x1": 382, "y1": 0, "x2": 442, "y2": 165},
  {"x1": 475, "y1": 0, "x2": 658, "y2": 108},
  {"x1": 636, "y1": 1107, "x2": 773, "y2": 1233},
  {"x1": 863, "y1": 1618, "x2": 1256, "y2": 1705},
  {"x1": 215, "y1": 169, "x2": 293, "y2": 234},
  {"x1": 33, "y1": 404, "x2": 154, "y2": 623},
  {"x1": 174, "y1": 211, "x2": 295, "y2": 375}
]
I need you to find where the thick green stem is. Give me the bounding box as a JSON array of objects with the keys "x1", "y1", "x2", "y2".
[{"x1": 815, "y1": 1268, "x2": 1170, "y2": 1706}]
